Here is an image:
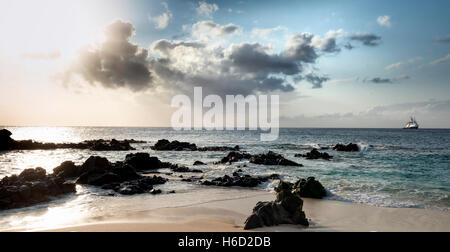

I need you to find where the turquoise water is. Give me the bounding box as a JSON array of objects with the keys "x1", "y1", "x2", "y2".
[{"x1": 1, "y1": 127, "x2": 449, "y2": 212}]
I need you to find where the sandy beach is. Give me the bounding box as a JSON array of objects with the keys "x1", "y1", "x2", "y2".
[{"x1": 34, "y1": 190, "x2": 450, "y2": 232}]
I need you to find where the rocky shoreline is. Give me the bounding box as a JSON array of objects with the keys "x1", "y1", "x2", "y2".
[
  {"x1": 0, "y1": 130, "x2": 343, "y2": 230},
  {"x1": 0, "y1": 129, "x2": 143, "y2": 151}
]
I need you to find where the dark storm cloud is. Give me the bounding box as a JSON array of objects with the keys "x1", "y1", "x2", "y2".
[
  {"x1": 350, "y1": 33, "x2": 382, "y2": 46},
  {"x1": 227, "y1": 43, "x2": 301, "y2": 76},
  {"x1": 66, "y1": 20, "x2": 152, "y2": 92}
]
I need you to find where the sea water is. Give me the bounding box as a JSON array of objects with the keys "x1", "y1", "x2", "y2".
[{"x1": 0, "y1": 127, "x2": 449, "y2": 230}]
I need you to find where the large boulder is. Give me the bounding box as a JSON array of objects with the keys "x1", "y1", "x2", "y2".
[
  {"x1": 333, "y1": 143, "x2": 359, "y2": 152},
  {"x1": 124, "y1": 153, "x2": 164, "y2": 171},
  {"x1": 0, "y1": 129, "x2": 14, "y2": 151},
  {"x1": 250, "y1": 151, "x2": 302, "y2": 167},
  {"x1": 294, "y1": 177, "x2": 327, "y2": 199},
  {"x1": 244, "y1": 181, "x2": 309, "y2": 230},
  {"x1": 53, "y1": 161, "x2": 80, "y2": 179},
  {"x1": 295, "y1": 149, "x2": 333, "y2": 160},
  {"x1": 18, "y1": 167, "x2": 47, "y2": 182},
  {"x1": 79, "y1": 156, "x2": 112, "y2": 175}
]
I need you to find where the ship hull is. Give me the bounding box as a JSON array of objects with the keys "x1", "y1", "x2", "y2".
[{"x1": 403, "y1": 127, "x2": 419, "y2": 129}]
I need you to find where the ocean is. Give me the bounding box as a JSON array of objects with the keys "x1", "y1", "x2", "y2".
[{"x1": 0, "y1": 127, "x2": 449, "y2": 230}]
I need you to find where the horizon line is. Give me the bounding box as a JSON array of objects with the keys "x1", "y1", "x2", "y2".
[{"x1": 1, "y1": 125, "x2": 450, "y2": 130}]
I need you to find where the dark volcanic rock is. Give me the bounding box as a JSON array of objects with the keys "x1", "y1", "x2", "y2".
[
  {"x1": 295, "y1": 148, "x2": 333, "y2": 160},
  {"x1": 0, "y1": 129, "x2": 14, "y2": 151},
  {"x1": 79, "y1": 156, "x2": 112, "y2": 175},
  {"x1": 197, "y1": 145, "x2": 240, "y2": 152},
  {"x1": 53, "y1": 161, "x2": 80, "y2": 179},
  {"x1": 250, "y1": 151, "x2": 302, "y2": 167},
  {"x1": 333, "y1": 143, "x2": 359, "y2": 152},
  {"x1": 152, "y1": 139, "x2": 240, "y2": 152},
  {"x1": 88, "y1": 139, "x2": 135, "y2": 151},
  {"x1": 101, "y1": 176, "x2": 167, "y2": 195},
  {"x1": 294, "y1": 177, "x2": 327, "y2": 199},
  {"x1": 170, "y1": 164, "x2": 203, "y2": 173},
  {"x1": 152, "y1": 139, "x2": 197, "y2": 151},
  {"x1": 0, "y1": 168, "x2": 76, "y2": 210},
  {"x1": 202, "y1": 173, "x2": 279, "y2": 188},
  {"x1": 193, "y1": 161, "x2": 206, "y2": 166},
  {"x1": 244, "y1": 181, "x2": 309, "y2": 230},
  {"x1": 124, "y1": 153, "x2": 166, "y2": 171},
  {"x1": 215, "y1": 152, "x2": 253, "y2": 164}
]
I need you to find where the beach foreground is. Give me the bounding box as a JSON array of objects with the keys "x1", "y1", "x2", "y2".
[{"x1": 29, "y1": 190, "x2": 450, "y2": 232}]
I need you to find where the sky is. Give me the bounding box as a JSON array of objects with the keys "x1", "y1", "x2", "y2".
[{"x1": 0, "y1": 0, "x2": 449, "y2": 128}]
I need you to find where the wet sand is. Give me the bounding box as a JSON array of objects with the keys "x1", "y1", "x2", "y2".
[{"x1": 37, "y1": 191, "x2": 450, "y2": 232}]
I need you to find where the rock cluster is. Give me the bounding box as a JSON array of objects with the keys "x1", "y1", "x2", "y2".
[
  {"x1": 215, "y1": 151, "x2": 253, "y2": 164},
  {"x1": 1, "y1": 129, "x2": 142, "y2": 151},
  {"x1": 250, "y1": 151, "x2": 303, "y2": 167},
  {"x1": 169, "y1": 164, "x2": 203, "y2": 173},
  {"x1": 53, "y1": 155, "x2": 169, "y2": 195},
  {"x1": 215, "y1": 151, "x2": 302, "y2": 167},
  {"x1": 333, "y1": 143, "x2": 359, "y2": 152},
  {"x1": 0, "y1": 168, "x2": 76, "y2": 210},
  {"x1": 152, "y1": 139, "x2": 240, "y2": 152},
  {"x1": 244, "y1": 181, "x2": 309, "y2": 230},
  {"x1": 295, "y1": 148, "x2": 333, "y2": 160},
  {"x1": 201, "y1": 173, "x2": 279, "y2": 188}
]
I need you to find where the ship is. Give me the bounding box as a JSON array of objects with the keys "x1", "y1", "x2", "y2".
[{"x1": 403, "y1": 117, "x2": 419, "y2": 129}]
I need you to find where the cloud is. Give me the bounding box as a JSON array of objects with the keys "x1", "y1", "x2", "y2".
[
  {"x1": 192, "y1": 21, "x2": 241, "y2": 40},
  {"x1": 64, "y1": 20, "x2": 152, "y2": 92},
  {"x1": 251, "y1": 26, "x2": 287, "y2": 40},
  {"x1": 365, "y1": 75, "x2": 409, "y2": 84},
  {"x1": 304, "y1": 73, "x2": 330, "y2": 89},
  {"x1": 344, "y1": 43, "x2": 355, "y2": 50},
  {"x1": 311, "y1": 29, "x2": 344, "y2": 53},
  {"x1": 150, "y1": 2, "x2": 173, "y2": 29},
  {"x1": 385, "y1": 57, "x2": 423, "y2": 70},
  {"x1": 64, "y1": 20, "x2": 376, "y2": 95},
  {"x1": 20, "y1": 51, "x2": 61, "y2": 60},
  {"x1": 349, "y1": 33, "x2": 382, "y2": 46},
  {"x1": 148, "y1": 30, "x2": 340, "y2": 96},
  {"x1": 196, "y1": 1, "x2": 219, "y2": 18},
  {"x1": 430, "y1": 53, "x2": 450, "y2": 65},
  {"x1": 434, "y1": 35, "x2": 450, "y2": 44},
  {"x1": 377, "y1": 16, "x2": 391, "y2": 27},
  {"x1": 283, "y1": 33, "x2": 319, "y2": 63}
]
